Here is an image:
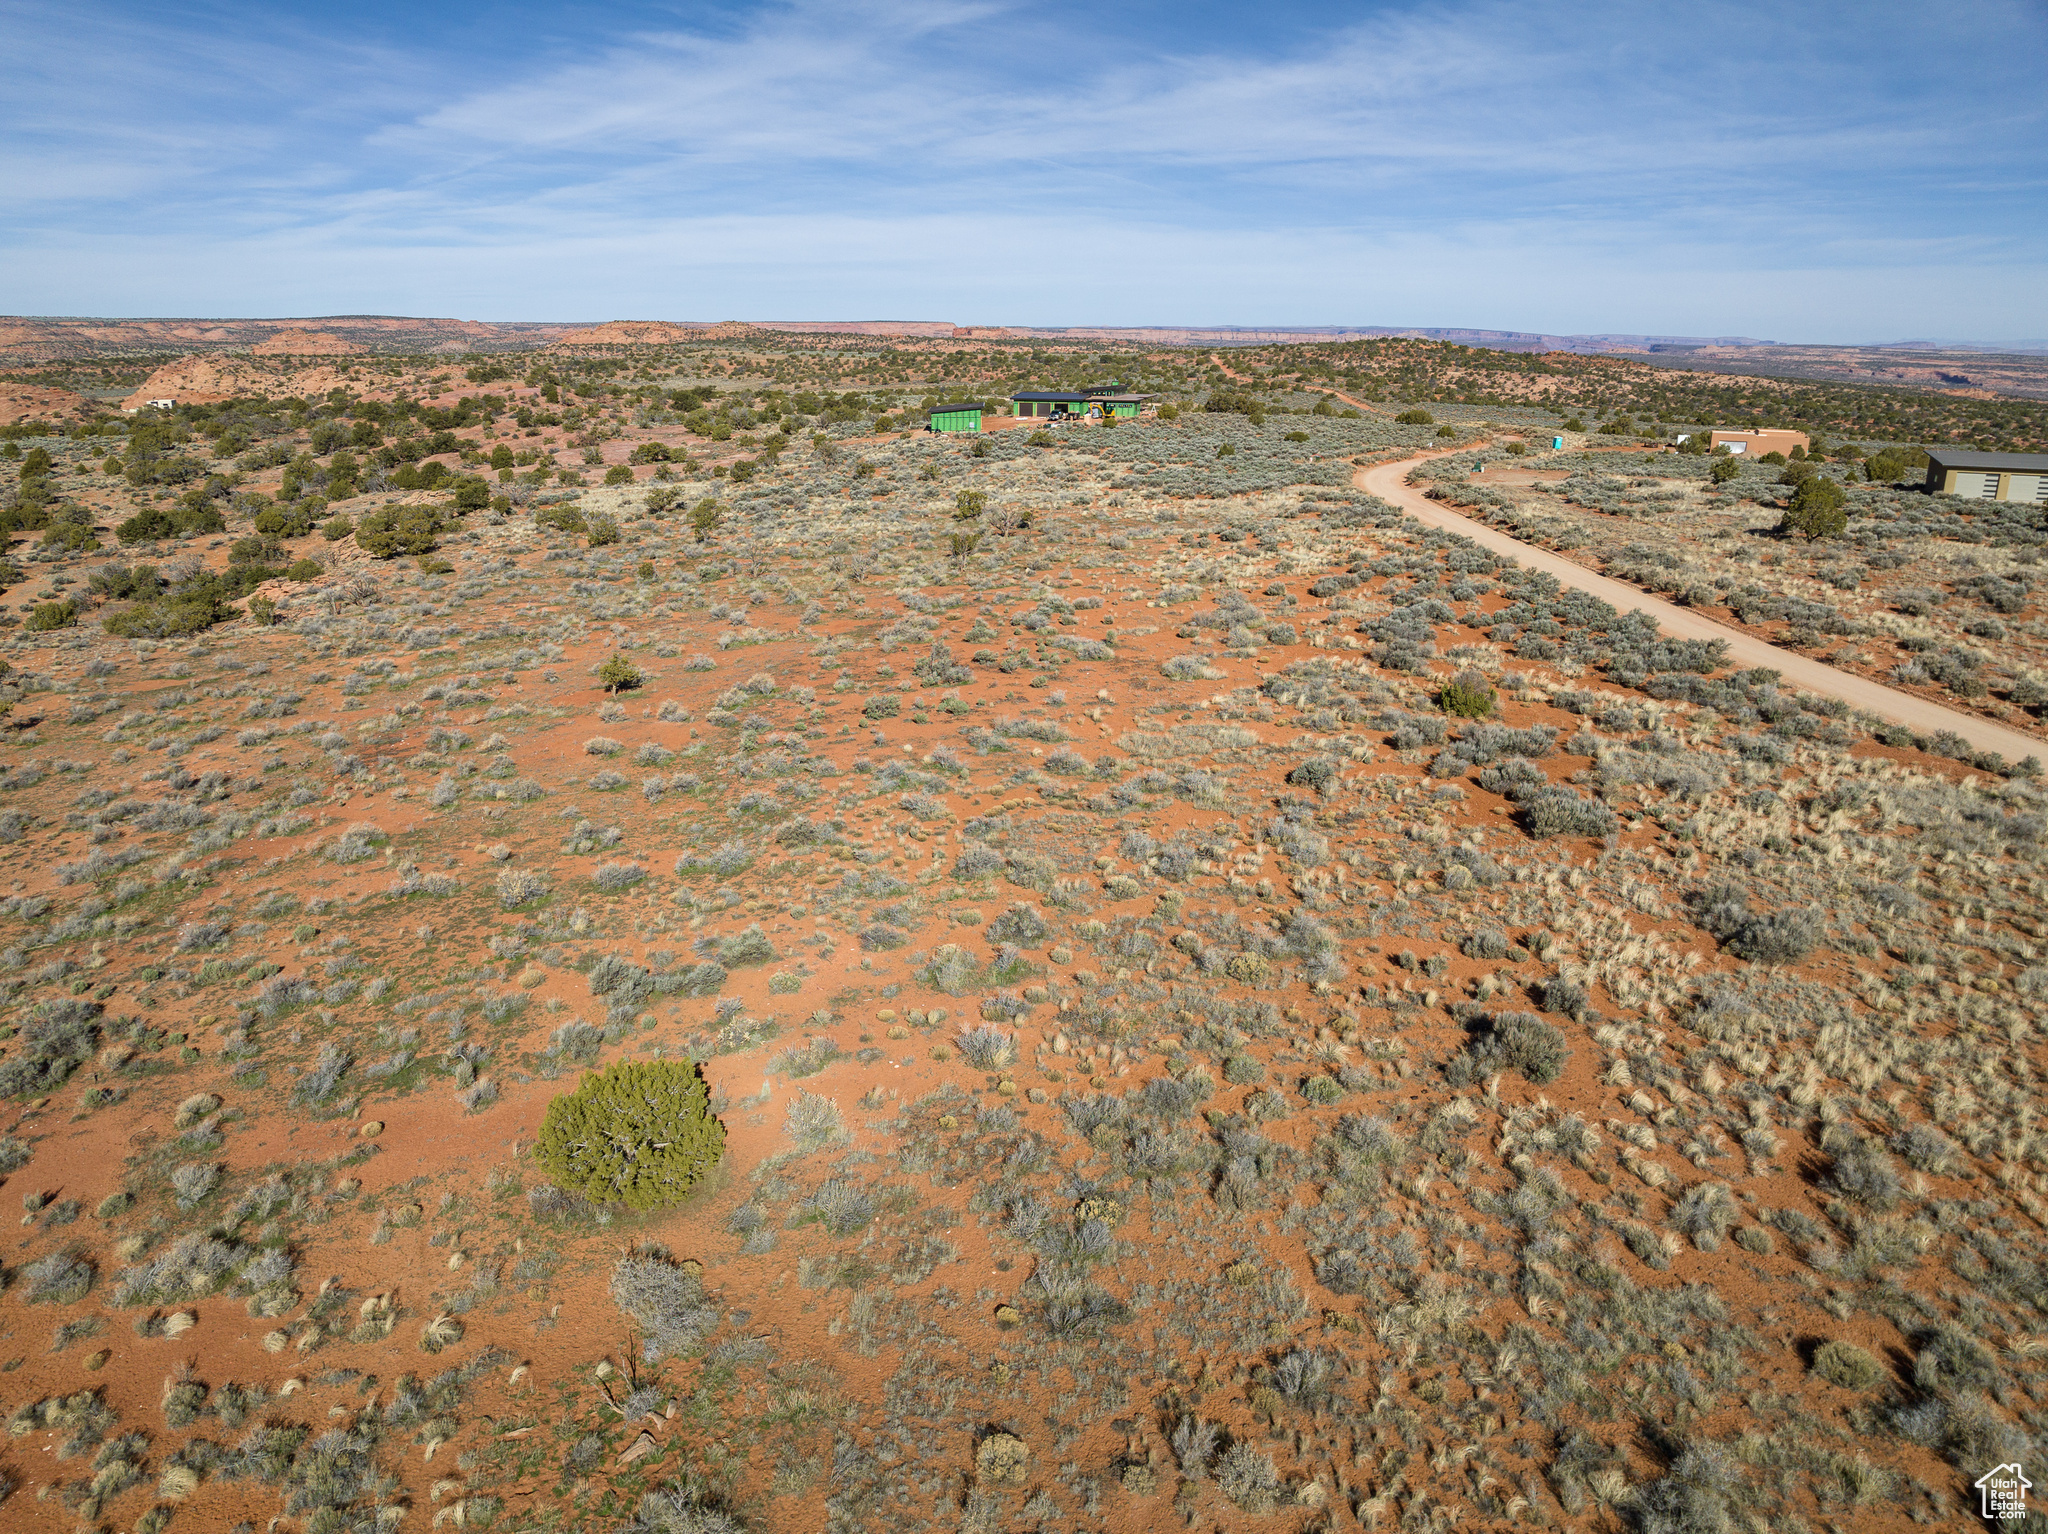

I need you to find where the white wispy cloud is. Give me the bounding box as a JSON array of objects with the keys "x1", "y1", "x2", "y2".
[{"x1": 1, "y1": 0, "x2": 2043, "y2": 336}]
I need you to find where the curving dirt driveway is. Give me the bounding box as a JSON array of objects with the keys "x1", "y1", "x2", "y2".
[
  {"x1": 1353, "y1": 452, "x2": 2047, "y2": 763},
  {"x1": 1194, "y1": 358, "x2": 2041, "y2": 759}
]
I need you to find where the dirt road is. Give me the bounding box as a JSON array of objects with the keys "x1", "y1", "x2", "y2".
[
  {"x1": 1354, "y1": 454, "x2": 2047, "y2": 763},
  {"x1": 1191, "y1": 359, "x2": 2041, "y2": 760}
]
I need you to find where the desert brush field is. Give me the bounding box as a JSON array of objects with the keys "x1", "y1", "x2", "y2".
[{"x1": 0, "y1": 334, "x2": 2039, "y2": 1534}]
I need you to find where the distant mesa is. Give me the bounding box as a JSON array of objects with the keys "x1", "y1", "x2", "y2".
[
  {"x1": 769, "y1": 320, "x2": 959, "y2": 337},
  {"x1": 250, "y1": 328, "x2": 364, "y2": 356},
  {"x1": 556, "y1": 321, "x2": 716, "y2": 348}
]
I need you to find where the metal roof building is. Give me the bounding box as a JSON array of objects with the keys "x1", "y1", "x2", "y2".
[
  {"x1": 1092, "y1": 394, "x2": 1151, "y2": 418},
  {"x1": 1009, "y1": 390, "x2": 1157, "y2": 419},
  {"x1": 1709, "y1": 427, "x2": 1810, "y2": 456},
  {"x1": 1010, "y1": 391, "x2": 1090, "y2": 418},
  {"x1": 1924, "y1": 449, "x2": 2048, "y2": 503},
  {"x1": 925, "y1": 402, "x2": 983, "y2": 433}
]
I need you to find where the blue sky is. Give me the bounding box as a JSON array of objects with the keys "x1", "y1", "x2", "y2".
[{"x1": 5, "y1": 0, "x2": 2045, "y2": 340}]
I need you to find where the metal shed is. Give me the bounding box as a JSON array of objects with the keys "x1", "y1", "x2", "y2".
[
  {"x1": 1923, "y1": 448, "x2": 2048, "y2": 503},
  {"x1": 926, "y1": 402, "x2": 983, "y2": 434}
]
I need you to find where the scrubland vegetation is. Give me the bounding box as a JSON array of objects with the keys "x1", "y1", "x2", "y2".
[
  {"x1": 0, "y1": 332, "x2": 2036, "y2": 1532},
  {"x1": 1415, "y1": 443, "x2": 2048, "y2": 739}
]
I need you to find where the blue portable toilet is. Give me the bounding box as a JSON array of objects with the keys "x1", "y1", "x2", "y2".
[{"x1": 1551, "y1": 435, "x2": 1564, "y2": 450}]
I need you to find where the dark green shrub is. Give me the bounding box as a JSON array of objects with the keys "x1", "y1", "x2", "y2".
[
  {"x1": 1709, "y1": 455, "x2": 1741, "y2": 484},
  {"x1": 1866, "y1": 447, "x2": 1924, "y2": 483},
  {"x1": 114, "y1": 504, "x2": 225, "y2": 543},
  {"x1": 535, "y1": 1060, "x2": 725, "y2": 1210},
  {"x1": 1300, "y1": 1074, "x2": 1344, "y2": 1105},
  {"x1": 102, "y1": 572, "x2": 247, "y2": 638},
  {"x1": 1779, "y1": 475, "x2": 1847, "y2": 541},
  {"x1": 40, "y1": 519, "x2": 98, "y2": 553},
  {"x1": 603, "y1": 465, "x2": 633, "y2": 486},
  {"x1": 253, "y1": 504, "x2": 316, "y2": 538},
  {"x1": 1439, "y1": 673, "x2": 1496, "y2": 718},
  {"x1": 586, "y1": 513, "x2": 621, "y2": 547},
  {"x1": 598, "y1": 654, "x2": 644, "y2": 692},
  {"x1": 25, "y1": 599, "x2": 76, "y2": 631},
  {"x1": 321, "y1": 515, "x2": 354, "y2": 541},
  {"x1": 1395, "y1": 409, "x2": 1434, "y2": 425},
  {"x1": 0, "y1": 500, "x2": 53, "y2": 535},
  {"x1": 284, "y1": 558, "x2": 323, "y2": 581},
  {"x1": 1284, "y1": 756, "x2": 1338, "y2": 793},
  {"x1": 355, "y1": 505, "x2": 442, "y2": 557}
]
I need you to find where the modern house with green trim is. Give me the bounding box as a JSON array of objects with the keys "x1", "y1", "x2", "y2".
[
  {"x1": 1011, "y1": 391, "x2": 1089, "y2": 418},
  {"x1": 1010, "y1": 390, "x2": 1155, "y2": 419},
  {"x1": 925, "y1": 402, "x2": 984, "y2": 433}
]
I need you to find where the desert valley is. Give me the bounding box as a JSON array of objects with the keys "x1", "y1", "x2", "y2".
[{"x1": 0, "y1": 317, "x2": 2036, "y2": 1534}]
